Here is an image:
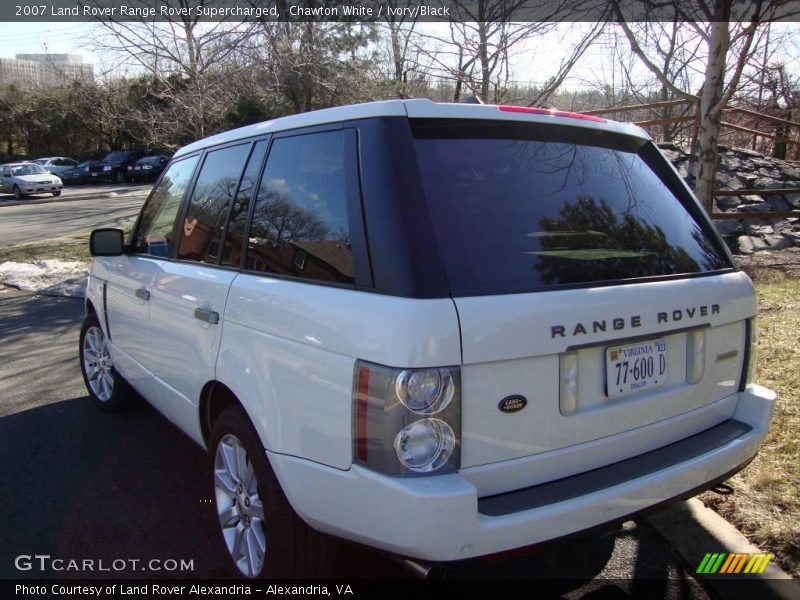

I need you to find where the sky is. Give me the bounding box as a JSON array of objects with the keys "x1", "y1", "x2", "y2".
[{"x1": 0, "y1": 20, "x2": 798, "y2": 95}]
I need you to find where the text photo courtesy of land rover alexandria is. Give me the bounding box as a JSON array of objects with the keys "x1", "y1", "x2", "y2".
[{"x1": 81, "y1": 99, "x2": 776, "y2": 579}]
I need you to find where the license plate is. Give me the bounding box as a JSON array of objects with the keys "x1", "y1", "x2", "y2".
[
  {"x1": 606, "y1": 339, "x2": 667, "y2": 399},
  {"x1": 91, "y1": 172, "x2": 98, "y2": 177}
]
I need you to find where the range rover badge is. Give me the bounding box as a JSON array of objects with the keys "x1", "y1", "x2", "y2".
[{"x1": 498, "y1": 395, "x2": 527, "y2": 413}]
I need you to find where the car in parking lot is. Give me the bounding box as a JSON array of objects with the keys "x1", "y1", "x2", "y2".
[
  {"x1": 33, "y1": 156, "x2": 80, "y2": 176},
  {"x1": 59, "y1": 160, "x2": 93, "y2": 185},
  {"x1": 1, "y1": 162, "x2": 62, "y2": 198},
  {"x1": 87, "y1": 149, "x2": 145, "y2": 183},
  {"x1": 127, "y1": 155, "x2": 170, "y2": 183},
  {"x1": 82, "y1": 99, "x2": 776, "y2": 579}
]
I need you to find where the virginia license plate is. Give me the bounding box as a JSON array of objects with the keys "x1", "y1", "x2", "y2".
[{"x1": 606, "y1": 339, "x2": 667, "y2": 399}]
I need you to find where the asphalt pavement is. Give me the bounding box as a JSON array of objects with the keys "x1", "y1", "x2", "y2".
[
  {"x1": 0, "y1": 287, "x2": 713, "y2": 595},
  {"x1": 0, "y1": 192, "x2": 148, "y2": 248}
]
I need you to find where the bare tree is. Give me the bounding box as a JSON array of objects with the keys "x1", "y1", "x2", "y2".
[{"x1": 613, "y1": 0, "x2": 793, "y2": 213}]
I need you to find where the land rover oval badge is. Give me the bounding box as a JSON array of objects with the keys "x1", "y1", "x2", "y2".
[{"x1": 498, "y1": 395, "x2": 527, "y2": 413}]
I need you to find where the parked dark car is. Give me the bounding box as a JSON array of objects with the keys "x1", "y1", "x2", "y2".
[
  {"x1": 60, "y1": 160, "x2": 93, "y2": 185},
  {"x1": 126, "y1": 155, "x2": 170, "y2": 183},
  {"x1": 86, "y1": 150, "x2": 145, "y2": 183}
]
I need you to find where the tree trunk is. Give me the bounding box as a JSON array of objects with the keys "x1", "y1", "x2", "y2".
[{"x1": 694, "y1": 9, "x2": 731, "y2": 215}]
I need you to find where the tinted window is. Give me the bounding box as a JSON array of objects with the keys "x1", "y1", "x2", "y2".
[
  {"x1": 246, "y1": 131, "x2": 354, "y2": 284},
  {"x1": 133, "y1": 155, "x2": 199, "y2": 257},
  {"x1": 412, "y1": 125, "x2": 729, "y2": 295},
  {"x1": 177, "y1": 143, "x2": 250, "y2": 264},
  {"x1": 222, "y1": 140, "x2": 269, "y2": 267}
]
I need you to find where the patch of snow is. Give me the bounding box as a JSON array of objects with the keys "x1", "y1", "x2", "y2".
[{"x1": 0, "y1": 260, "x2": 89, "y2": 298}]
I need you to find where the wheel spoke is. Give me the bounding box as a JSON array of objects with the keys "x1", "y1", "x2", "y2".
[
  {"x1": 245, "y1": 528, "x2": 262, "y2": 576},
  {"x1": 247, "y1": 497, "x2": 264, "y2": 521},
  {"x1": 218, "y1": 504, "x2": 240, "y2": 528},
  {"x1": 235, "y1": 443, "x2": 248, "y2": 484},
  {"x1": 221, "y1": 443, "x2": 239, "y2": 484},
  {"x1": 215, "y1": 469, "x2": 238, "y2": 496}
]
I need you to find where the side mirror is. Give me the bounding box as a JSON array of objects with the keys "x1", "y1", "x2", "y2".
[{"x1": 90, "y1": 228, "x2": 125, "y2": 256}]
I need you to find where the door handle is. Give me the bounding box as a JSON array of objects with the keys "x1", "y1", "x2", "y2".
[
  {"x1": 194, "y1": 307, "x2": 219, "y2": 325},
  {"x1": 134, "y1": 288, "x2": 150, "y2": 301}
]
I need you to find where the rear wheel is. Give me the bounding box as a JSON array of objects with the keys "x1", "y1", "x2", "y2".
[
  {"x1": 79, "y1": 314, "x2": 133, "y2": 411},
  {"x1": 114, "y1": 170, "x2": 126, "y2": 184},
  {"x1": 52, "y1": 190, "x2": 62, "y2": 197},
  {"x1": 210, "y1": 406, "x2": 338, "y2": 578},
  {"x1": 13, "y1": 185, "x2": 23, "y2": 199}
]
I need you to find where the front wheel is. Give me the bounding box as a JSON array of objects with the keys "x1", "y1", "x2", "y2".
[
  {"x1": 79, "y1": 314, "x2": 132, "y2": 411},
  {"x1": 13, "y1": 185, "x2": 23, "y2": 199},
  {"x1": 210, "y1": 406, "x2": 337, "y2": 578},
  {"x1": 52, "y1": 190, "x2": 62, "y2": 197}
]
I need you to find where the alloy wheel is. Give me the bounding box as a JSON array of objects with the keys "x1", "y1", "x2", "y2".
[
  {"x1": 82, "y1": 325, "x2": 114, "y2": 402},
  {"x1": 214, "y1": 434, "x2": 266, "y2": 577}
]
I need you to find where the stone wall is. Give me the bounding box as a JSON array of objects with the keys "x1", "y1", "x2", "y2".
[{"x1": 658, "y1": 143, "x2": 800, "y2": 254}]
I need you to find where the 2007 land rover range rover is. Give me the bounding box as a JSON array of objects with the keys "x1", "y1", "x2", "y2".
[{"x1": 81, "y1": 99, "x2": 776, "y2": 578}]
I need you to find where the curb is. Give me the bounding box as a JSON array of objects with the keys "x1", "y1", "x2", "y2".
[
  {"x1": 0, "y1": 187, "x2": 149, "y2": 208},
  {"x1": 647, "y1": 499, "x2": 796, "y2": 599}
]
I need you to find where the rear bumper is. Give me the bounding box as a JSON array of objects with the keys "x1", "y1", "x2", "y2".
[{"x1": 269, "y1": 384, "x2": 775, "y2": 562}]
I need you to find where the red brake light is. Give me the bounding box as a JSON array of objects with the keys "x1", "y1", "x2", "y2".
[
  {"x1": 498, "y1": 105, "x2": 606, "y2": 123},
  {"x1": 355, "y1": 365, "x2": 371, "y2": 461}
]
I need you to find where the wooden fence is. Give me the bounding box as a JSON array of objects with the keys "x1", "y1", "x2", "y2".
[{"x1": 581, "y1": 99, "x2": 800, "y2": 221}]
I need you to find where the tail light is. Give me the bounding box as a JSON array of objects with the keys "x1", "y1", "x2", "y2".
[
  {"x1": 739, "y1": 318, "x2": 758, "y2": 391},
  {"x1": 353, "y1": 361, "x2": 461, "y2": 476}
]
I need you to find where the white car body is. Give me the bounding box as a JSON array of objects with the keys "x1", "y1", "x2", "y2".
[
  {"x1": 1, "y1": 162, "x2": 63, "y2": 197},
  {"x1": 84, "y1": 99, "x2": 776, "y2": 565},
  {"x1": 33, "y1": 156, "x2": 79, "y2": 175}
]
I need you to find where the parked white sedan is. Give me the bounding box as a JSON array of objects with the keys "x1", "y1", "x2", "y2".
[{"x1": 0, "y1": 162, "x2": 63, "y2": 199}]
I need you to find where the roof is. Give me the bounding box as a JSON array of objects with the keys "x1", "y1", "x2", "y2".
[
  {"x1": 173, "y1": 99, "x2": 650, "y2": 158},
  {"x1": 292, "y1": 239, "x2": 355, "y2": 279}
]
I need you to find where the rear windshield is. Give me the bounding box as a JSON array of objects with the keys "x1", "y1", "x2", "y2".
[{"x1": 412, "y1": 122, "x2": 730, "y2": 295}]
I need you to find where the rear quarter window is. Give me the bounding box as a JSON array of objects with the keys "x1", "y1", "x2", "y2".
[{"x1": 412, "y1": 121, "x2": 731, "y2": 296}]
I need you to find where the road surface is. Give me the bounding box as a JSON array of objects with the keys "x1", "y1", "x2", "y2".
[{"x1": 0, "y1": 192, "x2": 148, "y2": 248}]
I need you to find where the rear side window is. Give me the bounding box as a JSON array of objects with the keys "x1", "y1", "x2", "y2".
[
  {"x1": 245, "y1": 131, "x2": 354, "y2": 285},
  {"x1": 222, "y1": 140, "x2": 269, "y2": 267},
  {"x1": 412, "y1": 123, "x2": 730, "y2": 295},
  {"x1": 177, "y1": 143, "x2": 250, "y2": 263},
  {"x1": 133, "y1": 155, "x2": 199, "y2": 257}
]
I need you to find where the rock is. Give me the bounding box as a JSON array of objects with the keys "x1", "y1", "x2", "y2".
[
  {"x1": 716, "y1": 172, "x2": 744, "y2": 189},
  {"x1": 736, "y1": 172, "x2": 758, "y2": 183},
  {"x1": 713, "y1": 219, "x2": 745, "y2": 235},
  {"x1": 741, "y1": 194, "x2": 766, "y2": 204},
  {"x1": 758, "y1": 167, "x2": 782, "y2": 179},
  {"x1": 766, "y1": 195, "x2": 790, "y2": 211},
  {"x1": 747, "y1": 223, "x2": 775, "y2": 236},
  {"x1": 738, "y1": 235, "x2": 769, "y2": 254},
  {"x1": 786, "y1": 193, "x2": 800, "y2": 208},
  {"x1": 745, "y1": 202, "x2": 774, "y2": 212},
  {"x1": 661, "y1": 149, "x2": 683, "y2": 162},
  {"x1": 754, "y1": 177, "x2": 785, "y2": 189},
  {"x1": 780, "y1": 165, "x2": 800, "y2": 179},
  {"x1": 734, "y1": 147, "x2": 762, "y2": 157},
  {"x1": 764, "y1": 235, "x2": 792, "y2": 250},
  {"x1": 783, "y1": 231, "x2": 800, "y2": 247},
  {"x1": 715, "y1": 196, "x2": 742, "y2": 210}
]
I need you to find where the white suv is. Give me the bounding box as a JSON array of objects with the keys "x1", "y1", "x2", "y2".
[{"x1": 81, "y1": 99, "x2": 776, "y2": 578}]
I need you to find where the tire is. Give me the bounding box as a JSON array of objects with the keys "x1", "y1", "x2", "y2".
[
  {"x1": 79, "y1": 314, "x2": 133, "y2": 412},
  {"x1": 52, "y1": 190, "x2": 62, "y2": 197},
  {"x1": 114, "y1": 170, "x2": 126, "y2": 184},
  {"x1": 13, "y1": 185, "x2": 23, "y2": 199},
  {"x1": 209, "y1": 406, "x2": 338, "y2": 579}
]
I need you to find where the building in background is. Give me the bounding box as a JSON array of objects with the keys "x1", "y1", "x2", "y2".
[{"x1": 0, "y1": 54, "x2": 93, "y2": 86}]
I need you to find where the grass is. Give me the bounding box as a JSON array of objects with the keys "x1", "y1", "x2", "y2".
[
  {"x1": 699, "y1": 272, "x2": 800, "y2": 577},
  {"x1": 0, "y1": 238, "x2": 92, "y2": 265}
]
